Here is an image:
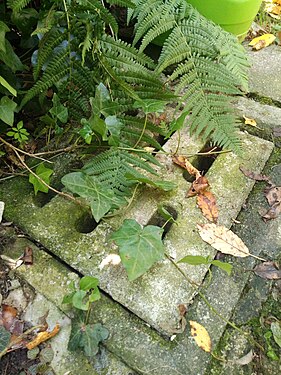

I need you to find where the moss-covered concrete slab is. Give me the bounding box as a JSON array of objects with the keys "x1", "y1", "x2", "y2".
[
  {"x1": 247, "y1": 45, "x2": 281, "y2": 103},
  {"x1": 206, "y1": 149, "x2": 281, "y2": 375},
  {"x1": 0, "y1": 132, "x2": 274, "y2": 336},
  {"x1": 1, "y1": 234, "x2": 139, "y2": 375}
]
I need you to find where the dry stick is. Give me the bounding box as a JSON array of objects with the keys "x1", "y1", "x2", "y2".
[
  {"x1": 0, "y1": 136, "x2": 51, "y2": 163},
  {"x1": 166, "y1": 254, "x2": 264, "y2": 352}
]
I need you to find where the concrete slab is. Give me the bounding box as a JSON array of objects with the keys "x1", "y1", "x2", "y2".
[
  {"x1": 0, "y1": 132, "x2": 274, "y2": 336},
  {"x1": 247, "y1": 45, "x2": 281, "y2": 102}
]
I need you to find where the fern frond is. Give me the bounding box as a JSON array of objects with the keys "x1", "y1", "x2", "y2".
[
  {"x1": 82, "y1": 148, "x2": 159, "y2": 201},
  {"x1": 7, "y1": 0, "x2": 32, "y2": 12},
  {"x1": 75, "y1": 0, "x2": 119, "y2": 34},
  {"x1": 34, "y1": 29, "x2": 67, "y2": 79},
  {"x1": 106, "y1": 0, "x2": 136, "y2": 8},
  {"x1": 156, "y1": 21, "x2": 242, "y2": 151},
  {"x1": 21, "y1": 50, "x2": 69, "y2": 107}
]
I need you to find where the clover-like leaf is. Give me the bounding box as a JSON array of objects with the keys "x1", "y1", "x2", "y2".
[{"x1": 111, "y1": 219, "x2": 165, "y2": 281}]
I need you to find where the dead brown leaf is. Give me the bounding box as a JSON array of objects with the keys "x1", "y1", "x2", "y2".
[
  {"x1": 21, "y1": 246, "x2": 33, "y2": 265},
  {"x1": 197, "y1": 191, "x2": 218, "y2": 223},
  {"x1": 26, "y1": 323, "x2": 60, "y2": 350},
  {"x1": 0, "y1": 304, "x2": 24, "y2": 338},
  {"x1": 186, "y1": 175, "x2": 209, "y2": 197},
  {"x1": 190, "y1": 320, "x2": 212, "y2": 353},
  {"x1": 235, "y1": 350, "x2": 254, "y2": 365},
  {"x1": 172, "y1": 155, "x2": 201, "y2": 178},
  {"x1": 263, "y1": 186, "x2": 281, "y2": 221},
  {"x1": 239, "y1": 166, "x2": 273, "y2": 184},
  {"x1": 273, "y1": 127, "x2": 281, "y2": 137},
  {"x1": 254, "y1": 261, "x2": 281, "y2": 280}
]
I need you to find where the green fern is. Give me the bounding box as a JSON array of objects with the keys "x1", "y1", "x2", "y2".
[
  {"x1": 7, "y1": 0, "x2": 32, "y2": 12},
  {"x1": 131, "y1": 1, "x2": 247, "y2": 151}
]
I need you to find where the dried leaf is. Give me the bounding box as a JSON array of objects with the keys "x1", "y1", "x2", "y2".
[
  {"x1": 235, "y1": 349, "x2": 254, "y2": 365},
  {"x1": 173, "y1": 304, "x2": 187, "y2": 334},
  {"x1": 197, "y1": 191, "x2": 218, "y2": 223},
  {"x1": 0, "y1": 254, "x2": 23, "y2": 269},
  {"x1": 249, "y1": 34, "x2": 276, "y2": 50},
  {"x1": 0, "y1": 304, "x2": 24, "y2": 337},
  {"x1": 0, "y1": 201, "x2": 4, "y2": 223},
  {"x1": 273, "y1": 127, "x2": 281, "y2": 137},
  {"x1": 172, "y1": 155, "x2": 201, "y2": 178},
  {"x1": 263, "y1": 186, "x2": 281, "y2": 221},
  {"x1": 21, "y1": 247, "x2": 33, "y2": 265},
  {"x1": 239, "y1": 166, "x2": 273, "y2": 184},
  {"x1": 189, "y1": 320, "x2": 212, "y2": 352},
  {"x1": 186, "y1": 176, "x2": 209, "y2": 197},
  {"x1": 264, "y1": 186, "x2": 281, "y2": 206},
  {"x1": 197, "y1": 223, "x2": 251, "y2": 257},
  {"x1": 243, "y1": 115, "x2": 257, "y2": 127},
  {"x1": 26, "y1": 323, "x2": 60, "y2": 350},
  {"x1": 254, "y1": 261, "x2": 281, "y2": 280}
]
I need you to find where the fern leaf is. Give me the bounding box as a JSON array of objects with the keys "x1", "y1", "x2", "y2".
[
  {"x1": 34, "y1": 29, "x2": 67, "y2": 79},
  {"x1": 106, "y1": 0, "x2": 136, "y2": 8},
  {"x1": 77, "y1": 0, "x2": 119, "y2": 34},
  {"x1": 21, "y1": 50, "x2": 70, "y2": 107},
  {"x1": 7, "y1": 0, "x2": 32, "y2": 12},
  {"x1": 156, "y1": 23, "x2": 241, "y2": 151}
]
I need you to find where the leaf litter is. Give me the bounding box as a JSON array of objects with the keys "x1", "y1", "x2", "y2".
[
  {"x1": 240, "y1": 166, "x2": 281, "y2": 221},
  {"x1": 172, "y1": 155, "x2": 218, "y2": 222},
  {"x1": 254, "y1": 261, "x2": 281, "y2": 280}
]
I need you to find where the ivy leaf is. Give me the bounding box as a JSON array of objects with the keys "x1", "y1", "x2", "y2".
[
  {"x1": 133, "y1": 99, "x2": 167, "y2": 114},
  {"x1": 29, "y1": 164, "x2": 54, "y2": 195},
  {"x1": 0, "y1": 96, "x2": 17, "y2": 126},
  {"x1": 105, "y1": 115, "x2": 123, "y2": 146},
  {"x1": 49, "y1": 93, "x2": 68, "y2": 123},
  {"x1": 79, "y1": 276, "x2": 99, "y2": 291},
  {"x1": 81, "y1": 324, "x2": 109, "y2": 357},
  {"x1": 72, "y1": 290, "x2": 89, "y2": 311},
  {"x1": 69, "y1": 321, "x2": 109, "y2": 357},
  {"x1": 0, "y1": 75, "x2": 17, "y2": 96},
  {"x1": 0, "y1": 21, "x2": 10, "y2": 53},
  {"x1": 210, "y1": 260, "x2": 233, "y2": 276},
  {"x1": 0, "y1": 326, "x2": 11, "y2": 352},
  {"x1": 61, "y1": 172, "x2": 116, "y2": 221},
  {"x1": 178, "y1": 255, "x2": 209, "y2": 265},
  {"x1": 111, "y1": 219, "x2": 165, "y2": 281}
]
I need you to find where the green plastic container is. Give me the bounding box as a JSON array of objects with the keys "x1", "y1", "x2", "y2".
[
  {"x1": 187, "y1": 0, "x2": 263, "y2": 40},
  {"x1": 152, "y1": 0, "x2": 262, "y2": 45}
]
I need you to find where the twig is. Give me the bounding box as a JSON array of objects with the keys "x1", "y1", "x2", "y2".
[
  {"x1": 0, "y1": 136, "x2": 52, "y2": 163},
  {"x1": 12, "y1": 148, "x2": 81, "y2": 204}
]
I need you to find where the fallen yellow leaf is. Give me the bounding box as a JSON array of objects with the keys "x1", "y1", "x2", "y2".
[
  {"x1": 243, "y1": 115, "x2": 257, "y2": 127},
  {"x1": 26, "y1": 323, "x2": 60, "y2": 349},
  {"x1": 189, "y1": 320, "x2": 212, "y2": 353},
  {"x1": 249, "y1": 34, "x2": 276, "y2": 50}
]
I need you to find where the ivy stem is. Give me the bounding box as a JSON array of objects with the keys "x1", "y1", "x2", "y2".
[
  {"x1": 166, "y1": 255, "x2": 264, "y2": 351},
  {"x1": 85, "y1": 304, "x2": 92, "y2": 325}
]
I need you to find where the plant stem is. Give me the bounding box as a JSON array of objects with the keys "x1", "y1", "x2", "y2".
[{"x1": 133, "y1": 113, "x2": 148, "y2": 148}]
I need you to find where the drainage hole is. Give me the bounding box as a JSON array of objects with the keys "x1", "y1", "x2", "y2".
[
  {"x1": 75, "y1": 211, "x2": 98, "y2": 233},
  {"x1": 183, "y1": 142, "x2": 221, "y2": 183},
  {"x1": 147, "y1": 205, "x2": 178, "y2": 239}
]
